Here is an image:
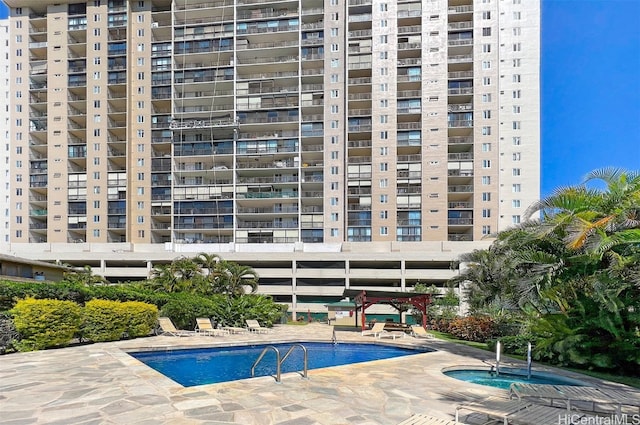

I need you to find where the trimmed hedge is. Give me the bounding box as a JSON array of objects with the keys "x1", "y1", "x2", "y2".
[
  {"x1": 0, "y1": 280, "x2": 170, "y2": 313},
  {"x1": 11, "y1": 298, "x2": 83, "y2": 351},
  {"x1": 82, "y1": 299, "x2": 158, "y2": 342},
  {"x1": 122, "y1": 301, "x2": 159, "y2": 338}
]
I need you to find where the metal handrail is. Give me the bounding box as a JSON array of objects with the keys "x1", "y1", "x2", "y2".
[
  {"x1": 251, "y1": 344, "x2": 308, "y2": 382},
  {"x1": 251, "y1": 345, "x2": 281, "y2": 382},
  {"x1": 281, "y1": 344, "x2": 308, "y2": 380}
]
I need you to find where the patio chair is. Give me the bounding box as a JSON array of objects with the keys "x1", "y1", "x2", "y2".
[
  {"x1": 455, "y1": 396, "x2": 594, "y2": 425},
  {"x1": 509, "y1": 383, "x2": 640, "y2": 414},
  {"x1": 361, "y1": 322, "x2": 386, "y2": 337},
  {"x1": 397, "y1": 413, "x2": 466, "y2": 425},
  {"x1": 221, "y1": 325, "x2": 249, "y2": 334},
  {"x1": 410, "y1": 325, "x2": 435, "y2": 339},
  {"x1": 157, "y1": 317, "x2": 196, "y2": 337},
  {"x1": 195, "y1": 318, "x2": 229, "y2": 337},
  {"x1": 245, "y1": 319, "x2": 271, "y2": 333},
  {"x1": 378, "y1": 330, "x2": 406, "y2": 340}
]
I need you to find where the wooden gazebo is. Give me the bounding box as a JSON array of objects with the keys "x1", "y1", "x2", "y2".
[{"x1": 342, "y1": 289, "x2": 432, "y2": 330}]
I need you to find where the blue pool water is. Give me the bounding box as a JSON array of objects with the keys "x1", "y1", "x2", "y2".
[
  {"x1": 444, "y1": 368, "x2": 586, "y2": 390},
  {"x1": 131, "y1": 342, "x2": 433, "y2": 386}
]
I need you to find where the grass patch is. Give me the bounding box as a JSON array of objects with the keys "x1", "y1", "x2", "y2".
[{"x1": 430, "y1": 330, "x2": 640, "y2": 389}]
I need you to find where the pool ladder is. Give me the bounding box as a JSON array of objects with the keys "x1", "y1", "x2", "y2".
[{"x1": 251, "y1": 344, "x2": 308, "y2": 383}]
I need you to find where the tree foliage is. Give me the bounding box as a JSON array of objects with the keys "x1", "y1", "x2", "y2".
[
  {"x1": 144, "y1": 253, "x2": 259, "y2": 297},
  {"x1": 450, "y1": 168, "x2": 640, "y2": 374}
]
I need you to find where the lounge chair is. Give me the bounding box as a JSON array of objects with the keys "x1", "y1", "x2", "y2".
[
  {"x1": 378, "y1": 330, "x2": 406, "y2": 340},
  {"x1": 222, "y1": 325, "x2": 249, "y2": 334},
  {"x1": 509, "y1": 383, "x2": 640, "y2": 414},
  {"x1": 195, "y1": 318, "x2": 229, "y2": 337},
  {"x1": 158, "y1": 317, "x2": 196, "y2": 337},
  {"x1": 361, "y1": 322, "x2": 387, "y2": 337},
  {"x1": 397, "y1": 413, "x2": 465, "y2": 425},
  {"x1": 245, "y1": 319, "x2": 270, "y2": 333},
  {"x1": 411, "y1": 325, "x2": 435, "y2": 339},
  {"x1": 455, "y1": 396, "x2": 594, "y2": 425}
]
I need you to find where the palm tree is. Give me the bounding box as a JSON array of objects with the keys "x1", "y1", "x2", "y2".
[
  {"x1": 149, "y1": 263, "x2": 178, "y2": 292},
  {"x1": 62, "y1": 265, "x2": 108, "y2": 286},
  {"x1": 215, "y1": 260, "x2": 259, "y2": 296}
]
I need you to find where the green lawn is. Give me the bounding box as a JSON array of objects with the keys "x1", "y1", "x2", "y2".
[{"x1": 428, "y1": 331, "x2": 640, "y2": 389}]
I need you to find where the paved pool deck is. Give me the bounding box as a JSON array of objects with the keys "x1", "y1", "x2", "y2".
[{"x1": 0, "y1": 323, "x2": 635, "y2": 425}]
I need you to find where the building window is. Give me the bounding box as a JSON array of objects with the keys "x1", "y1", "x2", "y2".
[
  {"x1": 380, "y1": 226, "x2": 388, "y2": 235},
  {"x1": 482, "y1": 27, "x2": 491, "y2": 36},
  {"x1": 482, "y1": 192, "x2": 491, "y2": 201},
  {"x1": 512, "y1": 184, "x2": 521, "y2": 193},
  {"x1": 482, "y1": 209, "x2": 491, "y2": 218},
  {"x1": 482, "y1": 176, "x2": 491, "y2": 185},
  {"x1": 481, "y1": 143, "x2": 491, "y2": 152},
  {"x1": 93, "y1": 229, "x2": 100, "y2": 237},
  {"x1": 513, "y1": 152, "x2": 521, "y2": 161},
  {"x1": 512, "y1": 168, "x2": 521, "y2": 176},
  {"x1": 512, "y1": 200, "x2": 521, "y2": 208},
  {"x1": 482, "y1": 225, "x2": 491, "y2": 235},
  {"x1": 380, "y1": 194, "x2": 388, "y2": 203},
  {"x1": 512, "y1": 215, "x2": 521, "y2": 224},
  {"x1": 482, "y1": 126, "x2": 492, "y2": 135},
  {"x1": 482, "y1": 44, "x2": 491, "y2": 53},
  {"x1": 482, "y1": 160, "x2": 491, "y2": 168}
]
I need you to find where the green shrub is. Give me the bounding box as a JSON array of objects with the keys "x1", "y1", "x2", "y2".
[
  {"x1": 0, "y1": 280, "x2": 88, "y2": 312},
  {"x1": 159, "y1": 293, "x2": 222, "y2": 330},
  {"x1": 11, "y1": 298, "x2": 82, "y2": 351},
  {"x1": 85, "y1": 285, "x2": 171, "y2": 308},
  {"x1": 82, "y1": 299, "x2": 158, "y2": 342},
  {"x1": 82, "y1": 299, "x2": 128, "y2": 342},
  {"x1": 121, "y1": 301, "x2": 158, "y2": 338},
  {"x1": 159, "y1": 293, "x2": 287, "y2": 330},
  {"x1": 446, "y1": 315, "x2": 500, "y2": 342},
  {"x1": 0, "y1": 313, "x2": 19, "y2": 354},
  {"x1": 488, "y1": 334, "x2": 539, "y2": 357}
]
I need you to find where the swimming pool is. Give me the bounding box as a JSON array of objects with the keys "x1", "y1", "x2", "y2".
[
  {"x1": 443, "y1": 367, "x2": 586, "y2": 390},
  {"x1": 131, "y1": 342, "x2": 433, "y2": 386}
]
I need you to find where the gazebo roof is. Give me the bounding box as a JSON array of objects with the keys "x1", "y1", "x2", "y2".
[
  {"x1": 342, "y1": 289, "x2": 432, "y2": 329},
  {"x1": 342, "y1": 289, "x2": 431, "y2": 303}
]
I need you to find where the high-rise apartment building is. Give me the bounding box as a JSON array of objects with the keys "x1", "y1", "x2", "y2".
[
  {"x1": 3, "y1": 0, "x2": 539, "y2": 314},
  {"x1": 1, "y1": 20, "x2": 10, "y2": 252}
]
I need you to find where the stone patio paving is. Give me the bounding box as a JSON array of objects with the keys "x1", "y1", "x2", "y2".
[{"x1": 0, "y1": 323, "x2": 633, "y2": 424}]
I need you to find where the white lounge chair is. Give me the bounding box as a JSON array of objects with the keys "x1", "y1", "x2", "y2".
[
  {"x1": 378, "y1": 330, "x2": 406, "y2": 340},
  {"x1": 411, "y1": 325, "x2": 435, "y2": 339},
  {"x1": 455, "y1": 396, "x2": 594, "y2": 425},
  {"x1": 361, "y1": 322, "x2": 386, "y2": 337},
  {"x1": 157, "y1": 317, "x2": 196, "y2": 337},
  {"x1": 397, "y1": 413, "x2": 466, "y2": 425},
  {"x1": 195, "y1": 318, "x2": 229, "y2": 337},
  {"x1": 245, "y1": 319, "x2": 270, "y2": 333},
  {"x1": 509, "y1": 383, "x2": 640, "y2": 414}
]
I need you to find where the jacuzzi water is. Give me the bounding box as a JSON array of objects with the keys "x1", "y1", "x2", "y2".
[
  {"x1": 443, "y1": 368, "x2": 586, "y2": 390},
  {"x1": 131, "y1": 342, "x2": 434, "y2": 386}
]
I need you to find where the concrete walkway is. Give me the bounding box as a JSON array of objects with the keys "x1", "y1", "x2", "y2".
[{"x1": 0, "y1": 323, "x2": 633, "y2": 424}]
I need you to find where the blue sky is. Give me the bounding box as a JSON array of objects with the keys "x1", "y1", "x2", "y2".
[{"x1": 0, "y1": 0, "x2": 638, "y2": 196}]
